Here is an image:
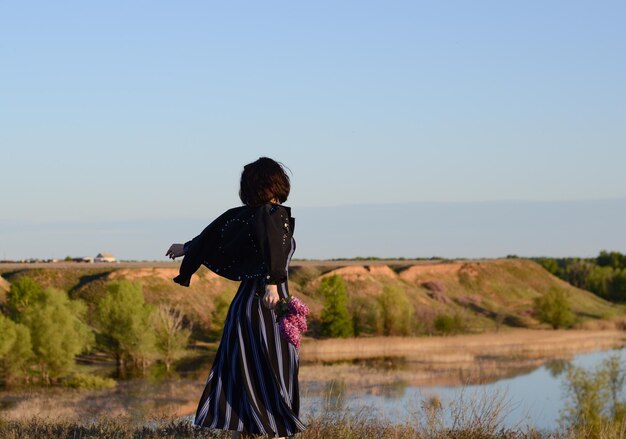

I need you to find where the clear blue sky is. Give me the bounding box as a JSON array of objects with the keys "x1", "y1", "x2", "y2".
[{"x1": 1, "y1": 2, "x2": 625, "y2": 259}]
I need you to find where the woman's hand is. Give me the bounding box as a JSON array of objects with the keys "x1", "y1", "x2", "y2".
[
  {"x1": 166, "y1": 243, "x2": 185, "y2": 260},
  {"x1": 263, "y1": 284, "x2": 280, "y2": 309}
]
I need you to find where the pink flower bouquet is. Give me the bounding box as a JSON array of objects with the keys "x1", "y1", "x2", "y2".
[{"x1": 275, "y1": 296, "x2": 309, "y2": 348}]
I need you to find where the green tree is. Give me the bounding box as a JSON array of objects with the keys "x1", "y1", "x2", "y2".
[
  {"x1": 609, "y1": 269, "x2": 626, "y2": 302},
  {"x1": 533, "y1": 253, "x2": 626, "y2": 304},
  {"x1": 534, "y1": 288, "x2": 574, "y2": 329},
  {"x1": 377, "y1": 285, "x2": 414, "y2": 336},
  {"x1": 0, "y1": 314, "x2": 17, "y2": 359},
  {"x1": 152, "y1": 305, "x2": 191, "y2": 371},
  {"x1": 597, "y1": 250, "x2": 626, "y2": 270},
  {"x1": 96, "y1": 280, "x2": 155, "y2": 369},
  {"x1": 6, "y1": 277, "x2": 43, "y2": 319},
  {"x1": 565, "y1": 260, "x2": 594, "y2": 289},
  {"x1": 0, "y1": 313, "x2": 33, "y2": 382},
  {"x1": 536, "y1": 258, "x2": 561, "y2": 276},
  {"x1": 319, "y1": 275, "x2": 353, "y2": 338},
  {"x1": 21, "y1": 288, "x2": 93, "y2": 383},
  {"x1": 586, "y1": 266, "x2": 614, "y2": 299}
]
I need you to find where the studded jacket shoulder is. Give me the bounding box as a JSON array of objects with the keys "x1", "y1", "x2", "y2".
[{"x1": 173, "y1": 204, "x2": 295, "y2": 287}]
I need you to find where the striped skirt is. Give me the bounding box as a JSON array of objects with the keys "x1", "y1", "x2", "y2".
[{"x1": 194, "y1": 277, "x2": 306, "y2": 437}]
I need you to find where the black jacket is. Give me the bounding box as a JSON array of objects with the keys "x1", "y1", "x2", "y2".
[{"x1": 173, "y1": 204, "x2": 295, "y2": 287}]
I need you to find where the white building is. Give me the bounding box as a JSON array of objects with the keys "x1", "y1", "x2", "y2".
[{"x1": 95, "y1": 252, "x2": 117, "y2": 263}]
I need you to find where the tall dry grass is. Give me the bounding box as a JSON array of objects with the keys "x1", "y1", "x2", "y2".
[
  {"x1": 0, "y1": 416, "x2": 223, "y2": 438},
  {"x1": 575, "y1": 315, "x2": 626, "y2": 331},
  {"x1": 300, "y1": 329, "x2": 626, "y2": 364},
  {"x1": 0, "y1": 415, "x2": 534, "y2": 439},
  {"x1": 1, "y1": 410, "x2": 624, "y2": 438},
  {"x1": 2, "y1": 382, "x2": 626, "y2": 438},
  {"x1": 0, "y1": 387, "x2": 539, "y2": 438}
]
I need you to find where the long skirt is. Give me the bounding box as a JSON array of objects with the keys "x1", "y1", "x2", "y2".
[{"x1": 193, "y1": 277, "x2": 306, "y2": 437}]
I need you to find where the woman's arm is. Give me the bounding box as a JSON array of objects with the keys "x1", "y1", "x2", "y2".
[
  {"x1": 165, "y1": 243, "x2": 185, "y2": 260},
  {"x1": 171, "y1": 207, "x2": 241, "y2": 287},
  {"x1": 263, "y1": 283, "x2": 280, "y2": 309}
]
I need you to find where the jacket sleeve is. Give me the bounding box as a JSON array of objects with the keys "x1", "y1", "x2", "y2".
[
  {"x1": 172, "y1": 225, "x2": 212, "y2": 287},
  {"x1": 254, "y1": 204, "x2": 291, "y2": 285},
  {"x1": 173, "y1": 210, "x2": 232, "y2": 287}
]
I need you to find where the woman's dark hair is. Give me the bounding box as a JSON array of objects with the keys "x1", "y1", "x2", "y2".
[{"x1": 239, "y1": 157, "x2": 290, "y2": 207}]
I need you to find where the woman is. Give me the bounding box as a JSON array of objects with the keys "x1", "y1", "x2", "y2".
[{"x1": 166, "y1": 157, "x2": 306, "y2": 439}]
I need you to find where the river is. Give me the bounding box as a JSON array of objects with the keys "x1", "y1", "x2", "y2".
[{"x1": 1, "y1": 345, "x2": 624, "y2": 433}]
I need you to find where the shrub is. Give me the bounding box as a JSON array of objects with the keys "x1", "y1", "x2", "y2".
[
  {"x1": 63, "y1": 373, "x2": 116, "y2": 389},
  {"x1": 561, "y1": 354, "x2": 626, "y2": 436},
  {"x1": 350, "y1": 296, "x2": 382, "y2": 336},
  {"x1": 434, "y1": 314, "x2": 466, "y2": 335},
  {"x1": 534, "y1": 288, "x2": 574, "y2": 329}
]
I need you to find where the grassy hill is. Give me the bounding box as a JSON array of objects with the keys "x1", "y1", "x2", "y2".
[
  {"x1": 1, "y1": 259, "x2": 624, "y2": 340},
  {"x1": 292, "y1": 259, "x2": 625, "y2": 334}
]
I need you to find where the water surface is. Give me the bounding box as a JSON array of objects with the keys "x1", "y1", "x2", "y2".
[{"x1": 303, "y1": 347, "x2": 626, "y2": 432}]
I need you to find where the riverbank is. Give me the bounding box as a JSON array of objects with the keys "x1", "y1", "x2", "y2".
[{"x1": 1, "y1": 328, "x2": 623, "y2": 424}]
